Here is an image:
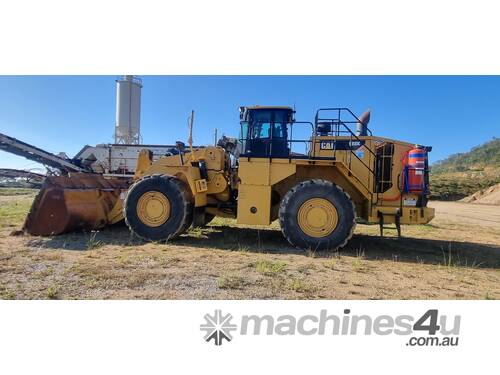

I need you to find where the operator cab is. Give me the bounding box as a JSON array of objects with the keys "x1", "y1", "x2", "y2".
[{"x1": 239, "y1": 106, "x2": 294, "y2": 158}]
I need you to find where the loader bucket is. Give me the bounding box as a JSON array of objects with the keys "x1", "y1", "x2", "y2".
[{"x1": 23, "y1": 173, "x2": 130, "y2": 236}]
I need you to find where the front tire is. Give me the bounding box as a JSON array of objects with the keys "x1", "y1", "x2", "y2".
[
  {"x1": 279, "y1": 179, "x2": 356, "y2": 251},
  {"x1": 124, "y1": 174, "x2": 193, "y2": 241}
]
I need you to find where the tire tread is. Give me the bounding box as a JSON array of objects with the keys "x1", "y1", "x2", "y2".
[
  {"x1": 124, "y1": 174, "x2": 193, "y2": 241},
  {"x1": 279, "y1": 179, "x2": 356, "y2": 251}
]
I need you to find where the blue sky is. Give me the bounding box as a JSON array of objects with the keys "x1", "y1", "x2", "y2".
[{"x1": 0, "y1": 76, "x2": 498, "y2": 170}]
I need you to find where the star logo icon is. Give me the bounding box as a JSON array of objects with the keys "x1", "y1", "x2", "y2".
[{"x1": 200, "y1": 310, "x2": 237, "y2": 346}]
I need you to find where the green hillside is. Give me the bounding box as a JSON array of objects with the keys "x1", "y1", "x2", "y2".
[
  {"x1": 430, "y1": 137, "x2": 500, "y2": 200},
  {"x1": 432, "y1": 137, "x2": 500, "y2": 173}
]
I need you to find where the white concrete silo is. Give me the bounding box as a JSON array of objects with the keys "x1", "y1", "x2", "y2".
[{"x1": 114, "y1": 75, "x2": 142, "y2": 144}]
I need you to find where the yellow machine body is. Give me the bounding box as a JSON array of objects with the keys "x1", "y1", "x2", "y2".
[
  {"x1": 129, "y1": 107, "x2": 434, "y2": 241},
  {"x1": 131, "y1": 135, "x2": 434, "y2": 229},
  {"x1": 24, "y1": 106, "x2": 434, "y2": 250}
]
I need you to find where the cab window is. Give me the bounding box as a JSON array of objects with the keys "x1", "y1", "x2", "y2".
[{"x1": 251, "y1": 122, "x2": 271, "y2": 139}]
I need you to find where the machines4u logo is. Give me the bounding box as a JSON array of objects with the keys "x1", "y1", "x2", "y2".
[
  {"x1": 201, "y1": 309, "x2": 460, "y2": 347},
  {"x1": 200, "y1": 310, "x2": 237, "y2": 346}
]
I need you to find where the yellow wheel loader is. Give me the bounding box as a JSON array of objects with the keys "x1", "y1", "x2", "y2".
[
  {"x1": 114, "y1": 106, "x2": 434, "y2": 250},
  {"x1": 123, "y1": 106, "x2": 434, "y2": 250}
]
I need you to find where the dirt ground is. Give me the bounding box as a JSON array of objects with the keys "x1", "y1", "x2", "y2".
[
  {"x1": 429, "y1": 200, "x2": 500, "y2": 228},
  {"x1": 0, "y1": 192, "x2": 499, "y2": 300}
]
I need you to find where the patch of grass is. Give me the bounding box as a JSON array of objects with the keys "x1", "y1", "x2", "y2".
[
  {"x1": 187, "y1": 227, "x2": 205, "y2": 238},
  {"x1": 0, "y1": 197, "x2": 33, "y2": 228},
  {"x1": 297, "y1": 263, "x2": 317, "y2": 274},
  {"x1": 485, "y1": 292, "x2": 495, "y2": 300},
  {"x1": 0, "y1": 285, "x2": 16, "y2": 299},
  {"x1": 253, "y1": 260, "x2": 287, "y2": 275},
  {"x1": 35, "y1": 267, "x2": 54, "y2": 278},
  {"x1": 440, "y1": 244, "x2": 481, "y2": 271},
  {"x1": 457, "y1": 276, "x2": 474, "y2": 286},
  {"x1": 116, "y1": 254, "x2": 133, "y2": 265},
  {"x1": 442, "y1": 243, "x2": 454, "y2": 268},
  {"x1": 305, "y1": 248, "x2": 316, "y2": 258},
  {"x1": 86, "y1": 231, "x2": 103, "y2": 250},
  {"x1": 351, "y1": 249, "x2": 366, "y2": 272},
  {"x1": 46, "y1": 285, "x2": 59, "y2": 299},
  {"x1": 351, "y1": 259, "x2": 365, "y2": 272},
  {"x1": 418, "y1": 224, "x2": 438, "y2": 232},
  {"x1": 84, "y1": 279, "x2": 99, "y2": 288},
  {"x1": 288, "y1": 278, "x2": 318, "y2": 294},
  {"x1": 210, "y1": 217, "x2": 235, "y2": 226},
  {"x1": 43, "y1": 252, "x2": 63, "y2": 262},
  {"x1": 217, "y1": 273, "x2": 246, "y2": 289},
  {"x1": 126, "y1": 273, "x2": 150, "y2": 288},
  {"x1": 0, "y1": 187, "x2": 38, "y2": 196},
  {"x1": 234, "y1": 243, "x2": 250, "y2": 252},
  {"x1": 323, "y1": 258, "x2": 338, "y2": 270}
]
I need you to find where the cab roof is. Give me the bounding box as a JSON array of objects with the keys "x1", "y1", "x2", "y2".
[{"x1": 245, "y1": 105, "x2": 293, "y2": 110}]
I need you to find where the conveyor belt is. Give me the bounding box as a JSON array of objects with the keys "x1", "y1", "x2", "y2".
[{"x1": 0, "y1": 132, "x2": 87, "y2": 173}]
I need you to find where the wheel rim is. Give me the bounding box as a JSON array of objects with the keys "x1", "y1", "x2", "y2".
[
  {"x1": 136, "y1": 191, "x2": 171, "y2": 227},
  {"x1": 297, "y1": 198, "x2": 338, "y2": 238}
]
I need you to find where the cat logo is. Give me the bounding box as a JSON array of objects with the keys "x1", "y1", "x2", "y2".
[
  {"x1": 320, "y1": 141, "x2": 335, "y2": 150},
  {"x1": 319, "y1": 140, "x2": 365, "y2": 150}
]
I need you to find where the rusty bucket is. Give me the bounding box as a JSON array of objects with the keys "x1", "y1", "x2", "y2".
[{"x1": 23, "y1": 173, "x2": 130, "y2": 236}]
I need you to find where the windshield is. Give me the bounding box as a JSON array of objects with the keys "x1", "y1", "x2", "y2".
[{"x1": 248, "y1": 109, "x2": 289, "y2": 139}]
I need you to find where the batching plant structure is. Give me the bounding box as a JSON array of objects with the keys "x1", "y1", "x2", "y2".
[{"x1": 114, "y1": 75, "x2": 142, "y2": 145}]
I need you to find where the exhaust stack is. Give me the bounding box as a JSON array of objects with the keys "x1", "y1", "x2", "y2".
[{"x1": 356, "y1": 109, "x2": 371, "y2": 136}]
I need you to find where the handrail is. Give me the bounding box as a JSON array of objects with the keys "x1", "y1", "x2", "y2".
[
  {"x1": 315, "y1": 107, "x2": 373, "y2": 136},
  {"x1": 312, "y1": 108, "x2": 377, "y2": 178},
  {"x1": 313, "y1": 109, "x2": 377, "y2": 194},
  {"x1": 335, "y1": 121, "x2": 377, "y2": 159}
]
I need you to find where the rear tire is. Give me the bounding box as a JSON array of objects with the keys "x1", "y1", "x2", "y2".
[
  {"x1": 124, "y1": 174, "x2": 193, "y2": 241},
  {"x1": 279, "y1": 179, "x2": 356, "y2": 251}
]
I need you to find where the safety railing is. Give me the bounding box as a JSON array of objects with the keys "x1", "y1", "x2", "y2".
[
  {"x1": 239, "y1": 121, "x2": 317, "y2": 159},
  {"x1": 314, "y1": 108, "x2": 373, "y2": 137},
  {"x1": 238, "y1": 115, "x2": 375, "y2": 167},
  {"x1": 314, "y1": 108, "x2": 376, "y2": 175}
]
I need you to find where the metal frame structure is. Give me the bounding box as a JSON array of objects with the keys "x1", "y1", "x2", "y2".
[{"x1": 0, "y1": 132, "x2": 87, "y2": 174}]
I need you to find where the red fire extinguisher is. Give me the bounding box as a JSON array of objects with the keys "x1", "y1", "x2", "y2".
[{"x1": 403, "y1": 146, "x2": 428, "y2": 193}]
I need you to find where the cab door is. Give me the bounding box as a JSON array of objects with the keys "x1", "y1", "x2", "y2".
[{"x1": 242, "y1": 109, "x2": 290, "y2": 158}]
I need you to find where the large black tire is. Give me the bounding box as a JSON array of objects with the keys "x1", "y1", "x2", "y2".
[
  {"x1": 279, "y1": 179, "x2": 356, "y2": 251},
  {"x1": 124, "y1": 174, "x2": 193, "y2": 241}
]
